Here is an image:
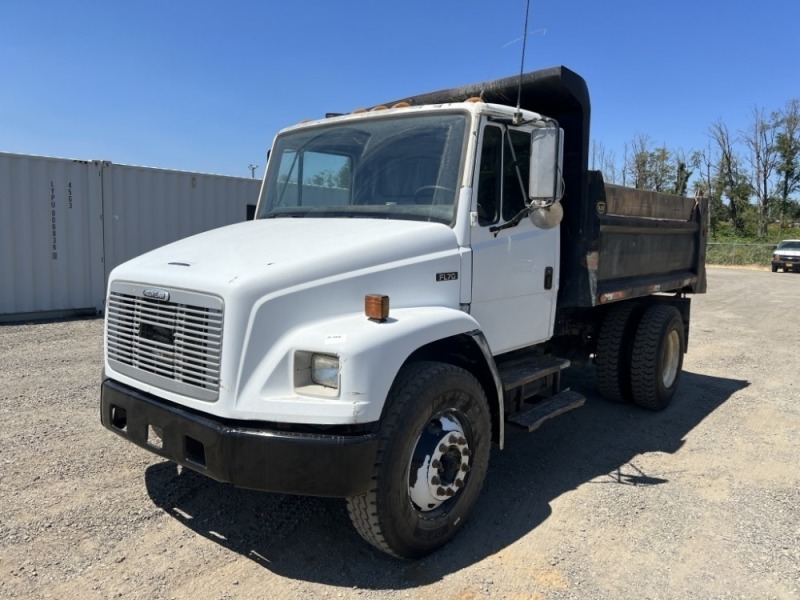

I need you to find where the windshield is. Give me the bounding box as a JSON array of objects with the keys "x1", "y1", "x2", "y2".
[
  {"x1": 777, "y1": 241, "x2": 800, "y2": 250},
  {"x1": 257, "y1": 112, "x2": 468, "y2": 224}
]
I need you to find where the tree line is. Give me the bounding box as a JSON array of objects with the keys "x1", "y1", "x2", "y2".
[{"x1": 591, "y1": 98, "x2": 800, "y2": 239}]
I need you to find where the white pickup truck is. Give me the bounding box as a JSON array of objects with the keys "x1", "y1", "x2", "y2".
[{"x1": 101, "y1": 66, "x2": 707, "y2": 558}]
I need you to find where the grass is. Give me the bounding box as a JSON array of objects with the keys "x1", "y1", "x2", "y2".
[{"x1": 706, "y1": 242, "x2": 774, "y2": 267}]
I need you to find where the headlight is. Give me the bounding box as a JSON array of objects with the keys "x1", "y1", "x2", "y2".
[{"x1": 311, "y1": 354, "x2": 340, "y2": 389}]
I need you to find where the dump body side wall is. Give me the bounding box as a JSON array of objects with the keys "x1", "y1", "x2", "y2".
[{"x1": 571, "y1": 171, "x2": 708, "y2": 310}]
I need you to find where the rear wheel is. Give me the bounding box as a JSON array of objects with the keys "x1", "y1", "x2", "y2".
[
  {"x1": 595, "y1": 302, "x2": 641, "y2": 403},
  {"x1": 630, "y1": 305, "x2": 685, "y2": 411},
  {"x1": 346, "y1": 361, "x2": 491, "y2": 559}
]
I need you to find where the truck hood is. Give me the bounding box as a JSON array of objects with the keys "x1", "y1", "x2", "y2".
[{"x1": 110, "y1": 218, "x2": 461, "y2": 297}]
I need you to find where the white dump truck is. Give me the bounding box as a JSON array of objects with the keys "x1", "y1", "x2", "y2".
[{"x1": 101, "y1": 66, "x2": 707, "y2": 558}]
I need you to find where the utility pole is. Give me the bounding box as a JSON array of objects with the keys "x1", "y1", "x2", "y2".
[{"x1": 248, "y1": 164, "x2": 258, "y2": 179}]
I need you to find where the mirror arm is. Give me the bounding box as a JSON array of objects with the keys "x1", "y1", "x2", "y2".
[{"x1": 489, "y1": 206, "x2": 530, "y2": 237}]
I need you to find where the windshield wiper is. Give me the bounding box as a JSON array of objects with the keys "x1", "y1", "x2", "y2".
[{"x1": 262, "y1": 212, "x2": 306, "y2": 219}]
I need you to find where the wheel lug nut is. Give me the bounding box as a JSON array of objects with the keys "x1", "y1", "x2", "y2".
[
  {"x1": 439, "y1": 443, "x2": 448, "y2": 453},
  {"x1": 455, "y1": 479, "x2": 463, "y2": 488},
  {"x1": 437, "y1": 487, "x2": 446, "y2": 496},
  {"x1": 461, "y1": 464, "x2": 470, "y2": 473},
  {"x1": 448, "y1": 434, "x2": 458, "y2": 444},
  {"x1": 431, "y1": 476, "x2": 441, "y2": 485},
  {"x1": 458, "y1": 436, "x2": 467, "y2": 445},
  {"x1": 462, "y1": 448, "x2": 472, "y2": 457},
  {"x1": 431, "y1": 459, "x2": 441, "y2": 469},
  {"x1": 445, "y1": 488, "x2": 455, "y2": 497}
]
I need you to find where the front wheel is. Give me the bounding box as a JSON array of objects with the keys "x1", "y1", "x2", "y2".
[{"x1": 346, "y1": 361, "x2": 491, "y2": 559}]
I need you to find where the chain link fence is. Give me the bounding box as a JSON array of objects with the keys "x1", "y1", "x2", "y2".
[{"x1": 706, "y1": 242, "x2": 774, "y2": 267}]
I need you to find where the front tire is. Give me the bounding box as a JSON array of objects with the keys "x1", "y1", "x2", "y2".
[
  {"x1": 630, "y1": 305, "x2": 685, "y2": 411},
  {"x1": 346, "y1": 361, "x2": 491, "y2": 559}
]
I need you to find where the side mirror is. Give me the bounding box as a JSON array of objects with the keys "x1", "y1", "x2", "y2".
[
  {"x1": 529, "y1": 124, "x2": 564, "y2": 229},
  {"x1": 529, "y1": 125, "x2": 564, "y2": 202}
]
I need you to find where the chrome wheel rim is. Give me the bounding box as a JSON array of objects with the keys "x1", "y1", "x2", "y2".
[
  {"x1": 661, "y1": 329, "x2": 680, "y2": 388},
  {"x1": 407, "y1": 412, "x2": 471, "y2": 512}
]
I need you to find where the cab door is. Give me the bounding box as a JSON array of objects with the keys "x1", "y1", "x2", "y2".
[{"x1": 469, "y1": 122, "x2": 559, "y2": 354}]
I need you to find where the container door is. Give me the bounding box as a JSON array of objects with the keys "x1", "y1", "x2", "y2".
[
  {"x1": 0, "y1": 153, "x2": 105, "y2": 317},
  {"x1": 469, "y1": 123, "x2": 559, "y2": 354}
]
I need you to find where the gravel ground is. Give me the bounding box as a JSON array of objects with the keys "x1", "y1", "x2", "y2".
[{"x1": 1, "y1": 267, "x2": 798, "y2": 599}]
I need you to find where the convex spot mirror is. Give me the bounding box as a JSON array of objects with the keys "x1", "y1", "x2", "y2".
[{"x1": 530, "y1": 201, "x2": 563, "y2": 229}]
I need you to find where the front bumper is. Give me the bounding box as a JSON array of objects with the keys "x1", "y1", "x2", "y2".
[
  {"x1": 100, "y1": 379, "x2": 378, "y2": 497},
  {"x1": 773, "y1": 258, "x2": 799, "y2": 271}
]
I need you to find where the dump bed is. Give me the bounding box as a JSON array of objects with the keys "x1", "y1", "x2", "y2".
[
  {"x1": 381, "y1": 66, "x2": 707, "y2": 309},
  {"x1": 587, "y1": 173, "x2": 707, "y2": 306}
]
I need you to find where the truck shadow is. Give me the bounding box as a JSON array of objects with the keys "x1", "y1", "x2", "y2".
[{"x1": 144, "y1": 368, "x2": 747, "y2": 589}]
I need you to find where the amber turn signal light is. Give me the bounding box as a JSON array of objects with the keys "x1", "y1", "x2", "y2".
[{"x1": 365, "y1": 294, "x2": 390, "y2": 322}]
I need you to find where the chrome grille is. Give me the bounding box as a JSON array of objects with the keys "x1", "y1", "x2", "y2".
[{"x1": 106, "y1": 284, "x2": 223, "y2": 401}]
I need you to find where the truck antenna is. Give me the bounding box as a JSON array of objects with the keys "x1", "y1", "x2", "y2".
[{"x1": 514, "y1": 0, "x2": 532, "y2": 125}]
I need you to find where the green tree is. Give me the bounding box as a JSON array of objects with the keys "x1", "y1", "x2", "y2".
[
  {"x1": 774, "y1": 98, "x2": 800, "y2": 229},
  {"x1": 622, "y1": 135, "x2": 699, "y2": 196},
  {"x1": 742, "y1": 106, "x2": 779, "y2": 238},
  {"x1": 309, "y1": 164, "x2": 350, "y2": 188},
  {"x1": 590, "y1": 139, "x2": 619, "y2": 184},
  {"x1": 335, "y1": 161, "x2": 352, "y2": 188},
  {"x1": 672, "y1": 149, "x2": 701, "y2": 196},
  {"x1": 648, "y1": 146, "x2": 674, "y2": 192},
  {"x1": 624, "y1": 134, "x2": 652, "y2": 189},
  {"x1": 709, "y1": 120, "x2": 751, "y2": 235}
]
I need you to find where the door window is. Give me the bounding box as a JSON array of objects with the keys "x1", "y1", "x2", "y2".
[{"x1": 476, "y1": 125, "x2": 531, "y2": 225}]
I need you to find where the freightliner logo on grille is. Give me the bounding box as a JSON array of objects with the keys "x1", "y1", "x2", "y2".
[{"x1": 142, "y1": 288, "x2": 170, "y2": 301}]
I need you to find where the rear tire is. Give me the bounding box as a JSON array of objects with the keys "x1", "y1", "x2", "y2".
[
  {"x1": 595, "y1": 302, "x2": 641, "y2": 403},
  {"x1": 630, "y1": 305, "x2": 685, "y2": 411},
  {"x1": 346, "y1": 361, "x2": 491, "y2": 559}
]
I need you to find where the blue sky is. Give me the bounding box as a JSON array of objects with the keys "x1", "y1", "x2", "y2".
[{"x1": 1, "y1": 1, "x2": 798, "y2": 179}]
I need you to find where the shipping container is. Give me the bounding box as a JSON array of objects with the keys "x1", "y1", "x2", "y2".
[{"x1": 0, "y1": 152, "x2": 260, "y2": 321}]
